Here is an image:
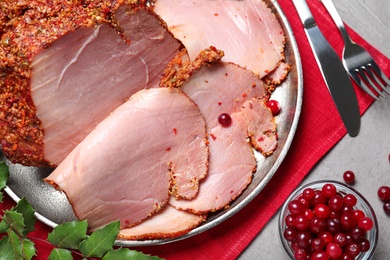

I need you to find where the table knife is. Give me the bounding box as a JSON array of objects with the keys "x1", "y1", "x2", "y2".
[{"x1": 292, "y1": 0, "x2": 361, "y2": 137}]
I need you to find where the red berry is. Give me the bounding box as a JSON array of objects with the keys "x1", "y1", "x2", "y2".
[
  {"x1": 311, "y1": 237, "x2": 325, "y2": 251},
  {"x1": 343, "y1": 171, "x2": 355, "y2": 184},
  {"x1": 288, "y1": 200, "x2": 305, "y2": 216},
  {"x1": 267, "y1": 100, "x2": 280, "y2": 115},
  {"x1": 346, "y1": 243, "x2": 361, "y2": 257},
  {"x1": 319, "y1": 231, "x2": 333, "y2": 245},
  {"x1": 384, "y1": 201, "x2": 390, "y2": 215},
  {"x1": 294, "y1": 215, "x2": 310, "y2": 230},
  {"x1": 303, "y1": 188, "x2": 315, "y2": 200},
  {"x1": 326, "y1": 242, "x2": 342, "y2": 258},
  {"x1": 294, "y1": 248, "x2": 307, "y2": 260},
  {"x1": 314, "y1": 204, "x2": 330, "y2": 219},
  {"x1": 359, "y1": 238, "x2": 371, "y2": 252},
  {"x1": 283, "y1": 227, "x2": 298, "y2": 242},
  {"x1": 358, "y1": 216, "x2": 374, "y2": 231},
  {"x1": 340, "y1": 213, "x2": 357, "y2": 230},
  {"x1": 322, "y1": 183, "x2": 337, "y2": 197},
  {"x1": 328, "y1": 195, "x2": 344, "y2": 212},
  {"x1": 333, "y1": 233, "x2": 348, "y2": 247},
  {"x1": 218, "y1": 113, "x2": 232, "y2": 127},
  {"x1": 343, "y1": 194, "x2": 357, "y2": 207},
  {"x1": 311, "y1": 250, "x2": 328, "y2": 260},
  {"x1": 377, "y1": 186, "x2": 390, "y2": 201},
  {"x1": 353, "y1": 209, "x2": 365, "y2": 222},
  {"x1": 310, "y1": 217, "x2": 327, "y2": 234}
]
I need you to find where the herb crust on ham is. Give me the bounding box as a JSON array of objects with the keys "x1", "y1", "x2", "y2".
[{"x1": 0, "y1": 1, "x2": 182, "y2": 167}]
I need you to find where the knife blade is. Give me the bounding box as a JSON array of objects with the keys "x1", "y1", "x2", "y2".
[{"x1": 292, "y1": 0, "x2": 361, "y2": 137}]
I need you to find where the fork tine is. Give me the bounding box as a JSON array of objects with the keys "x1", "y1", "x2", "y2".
[
  {"x1": 369, "y1": 62, "x2": 390, "y2": 89},
  {"x1": 349, "y1": 71, "x2": 379, "y2": 100},
  {"x1": 358, "y1": 68, "x2": 386, "y2": 98},
  {"x1": 364, "y1": 66, "x2": 390, "y2": 96}
]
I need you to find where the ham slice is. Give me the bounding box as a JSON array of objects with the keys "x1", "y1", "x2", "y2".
[
  {"x1": 164, "y1": 51, "x2": 277, "y2": 213},
  {"x1": 0, "y1": 3, "x2": 182, "y2": 167},
  {"x1": 153, "y1": 0, "x2": 286, "y2": 79},
  {"x1": 45, "y1": 87, "x2": 208, "y2": 230},
  {"x1": 118, "y1": 205, "x2": 206, "y2": 240}
]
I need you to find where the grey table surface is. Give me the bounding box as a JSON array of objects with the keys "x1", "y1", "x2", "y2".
[{"x1": 239, "y1": 0, "x2": 390, "y2": 259}]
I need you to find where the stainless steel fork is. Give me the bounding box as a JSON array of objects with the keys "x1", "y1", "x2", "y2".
[{"x1": 322, "y1": 0, "x2": 390, "y2": 100}]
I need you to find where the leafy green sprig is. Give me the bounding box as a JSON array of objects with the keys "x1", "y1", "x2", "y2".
[{"x1": 0, "y1": 162, "x2": 161, "y2": 260}]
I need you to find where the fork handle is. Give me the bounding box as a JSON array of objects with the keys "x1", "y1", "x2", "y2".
[{"x1": 321, "y1": 0, "x2": 353, "y2": 45}]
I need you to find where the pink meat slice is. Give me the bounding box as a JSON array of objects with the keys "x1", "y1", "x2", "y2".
[
  {"x1": 170, "y1": 62, "x2": 276, "y2": 213},
  {"x1": 153, "y1": 0, "x2": 286, "y2": 78},
  {"x1": 118, "y1": 205, "x2": 206, "y2": 240},
  {"x1": 6, "y1": 5, "x2": 182, "y2": 167},
  {"x1": 45, "y1": 87, "x2": 208, "y2": 230}
]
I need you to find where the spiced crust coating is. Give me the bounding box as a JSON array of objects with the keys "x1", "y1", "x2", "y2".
[{"x1": 0, "y1": 1, "x2": 145, "y2": 167}]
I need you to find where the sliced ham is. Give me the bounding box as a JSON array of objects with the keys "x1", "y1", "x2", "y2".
[
  {"x1": 0, "y1": 3, "x2": 182, "y2": 167},
  {"x1": 165, "y1": 52, "x2": 277, "y2": 213},
  {"x1": 153, "y1": 0, "x2": 286, "y2": 79},
  {"x1": 45, "y1": 87, "x2": 208, "y2": 230},
  {"x1": 118, "y1": 205, "x2": 206, "y2": 240}
]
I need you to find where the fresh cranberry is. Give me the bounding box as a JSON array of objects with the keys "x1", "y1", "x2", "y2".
[
  {"x1": 310, "y1": 217, "x2": 327, "y2": 234},
  {"x1": 294, "y1": 215, "x2": 310, "y2": 230},
  {"x1": 340, "y1": 213, "x2": 356, "y2": 230},
  {"x1": 328, "y1": 195, "x2": 344, "y2": 212},
  {"x1": 284, "y1": 227, "x2": 298, "y2": 242},
  {"x1": 326, "y1": 242, "x2": 342, "y2": 258},
  {"x1": 343, "y1": 171, "x2": 355, "y2": 184},
  {"x1": 311, "y1": 237, "x2": 325, "y2": 251},
  {"x1": 311, "y1": 190, "x2": 328, "y2": 206},
  {"x1": 333, "y1": 233, "x2": 348, "y2": 247},
  {"x1": 218, "y1": 113, "x2": 232, "y2": 127},
  {"x1": 303, "y1": 188, "x2": 316, "y2": 200},
  {"x1": 322, "y1": 183, "x2": 337, "y2": 198},
  {"x1": 349, "y1": 226, "x2": 366, "y2": 241},
  {"x1": 384, "y1": 201, "x2": 390, "y2": 215},
  {"x1": 343, "y1": 194, "x2": 357, "y2": 207},
  {"x1": 318, "y1": 231, "x2": 333, "y2": 245},
  {"x1": 288, "y1": 200, "x2": 305, "y2": 216},
  {"x1": 326, "y1": 218, "x2": 342, "y2": 235},
  {"x1": 352, "y1": 209, "x2": 365, "y2": 222},
  {"x1": 304, "y1": 209, "x2": 315, "y2": 220},
  {"x1": 294, "y1": 248, "x2": 307, "y2": 260},
  {"x1": 296, "y1": 231, "x2": 312, "y2": 249},
  {"x1": 345, "y1": 243, "x2": 361, "y2": 257},
  {"x1": 311, "y1": 250, "x2": 329, "y2": 260},
  {"x1": 314, "y1": 204, "x2": 330, "y2": 219},
  {"x1": 359, "y1": 238, "x2": 371, "y2": 252},
  {"x1": 358, "y1": 216, "x2": 373, "y2": 231},
  {"x1": 377, "y1": 186, "x2": 390, "y2": 201},
  {"x1": 285, "y1": 215, "x2": 295, "y2": 227},
  {"x1": 267, "y1": 100, "x2": 280, "y2": 115}
]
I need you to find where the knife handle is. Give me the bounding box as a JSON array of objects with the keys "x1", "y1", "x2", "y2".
[{"x1": 292, "y1": 0, "x2": 316, "y2": 28}]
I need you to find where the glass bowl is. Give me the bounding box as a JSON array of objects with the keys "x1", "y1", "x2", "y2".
[{"x1": 278, "y1": 180, "x2": 378, "y2": 259}]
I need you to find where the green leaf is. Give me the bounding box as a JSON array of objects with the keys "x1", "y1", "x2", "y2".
[
  {"x1": 48, "y1": 248, "x2": 74, "y2": 260},
  {"x1": 48, "y1": 220, "x2": 88, "y2": 249},
  {"x1": 6, "y1": 229, "x2": 23, "y2": 260},
  {"x1": 0, "y1": 219, "x2": 10, "y2": 233},
  {"x1": 21, "y1": 238, "x2": 36, "y2": 260},
  {"x1": 79, "y1": 221, "x2": 120, "y2": 258},
  {"x1": 3, "y1": 210, "x2": 25, "y2": 237},
  {"x1": 0, "y1": 191, "x2": 3, "y2": 203},
  {"x1": 14, "y1": 197, "x2": 36, "y2": 236},
  {"x1": 103, "y1": 248, "x2": 162, "y2": 260},
  {"x1": 0, "y1": 237, "x2": 15, "y2": 260},
  {"x1": 0, "y1": 162, "x2": 9, "y2": 190}
]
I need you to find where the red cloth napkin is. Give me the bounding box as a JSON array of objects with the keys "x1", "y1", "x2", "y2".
[{"x1": 1, "y1": 1, "x2": 389, "y2": 259}]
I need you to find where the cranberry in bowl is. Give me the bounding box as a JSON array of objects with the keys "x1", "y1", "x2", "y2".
[{"x1": 278, "y1": 180, "x2": 378, "y2": 259}]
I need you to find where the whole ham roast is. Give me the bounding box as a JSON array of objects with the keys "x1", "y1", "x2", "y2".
[{"x1": 0, "y1": 0, "x2": 290, "y2": 240}]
